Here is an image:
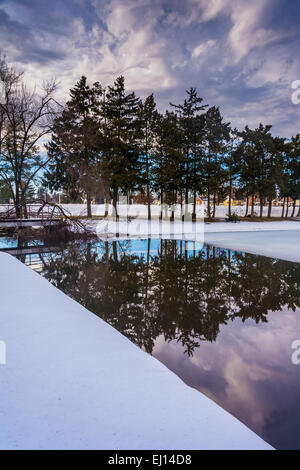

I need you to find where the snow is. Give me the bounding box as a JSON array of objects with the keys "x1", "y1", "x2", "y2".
[
  {"x1": 60, "y1": 203, "x2": 298, "y2": 219},
  {"x1": 1, "y1": 202, "x2": 299, "y2": 219},
  {"x1": 204, "y1": 220, "x2": 300, "y2": 233},
  {"x1": 0, "y1": 253, "x2": 273, "y2": 450},
  {"x1": 204, "y1": 229, "x2": 300, "y2": 263}
]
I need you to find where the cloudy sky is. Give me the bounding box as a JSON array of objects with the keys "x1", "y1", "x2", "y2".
[{"x1": 1, "y1": 0, "x2": 299, "y2": 136}]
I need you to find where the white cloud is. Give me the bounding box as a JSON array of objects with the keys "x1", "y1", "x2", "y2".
[
  {"x1": 197, "y1": 0, "x2": 281, "y2": 61},
  {"x1": 192, "y1": 39, "x2": 216, "y2": 58},
  {"x1": 90, "y1": 0, "x2": 176, "y2": 92},
  {"x1": 228, "y1": 1, "x2": 280, "y2": 61},
  {"x1": 3, "y1": 0, "x2": 176, "y2": 99}
]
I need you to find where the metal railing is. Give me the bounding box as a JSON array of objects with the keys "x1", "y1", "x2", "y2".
[{"x1": 0, "y1": 204, "x2": 62, "y2": 220}]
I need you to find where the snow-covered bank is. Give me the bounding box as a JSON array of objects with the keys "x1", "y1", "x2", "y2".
[
  {"x1": 204, "y1": 220, "x2": 300, "y2": 232},
  {"x1": 61, "y1": 203, "x2": 297, "y2": 218},
  {"x1": 202, "y1": 221, "x2": 300, "y2": 263},
  {"x1": 0, "y1": 253, "x2": 272, "y2": 450},
  {"x1": 1, "y1": 202, "x2": 299, "y2": 219},
  {"x1": 204, "y1": 230, "x2": 300, "y2": 263}
]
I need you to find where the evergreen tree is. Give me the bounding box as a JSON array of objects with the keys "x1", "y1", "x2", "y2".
[
  {"x1": 100, "y1": 76, "x2": 140, "y2": 220},
  {"x1": 153, "y1": 111, "x2": 183, "y2": 221},
  {"x1": 203, "y1": 107, "x2": 230, "y2": 218},
  {"x1": 238, "y1": 124, "x2": 285, "y2": 218},
  {"x1": 170, "y1": 88, "x2": 208, "y2": 220},
  {"x1": 137, "y1": 93, "x2": 160, "y2": 220},
  {"x1": 45, "y1": 76, "x2": 102, "y2": 218},
  {"x1": 282, "y1": 135, "x2": 300, "y2": 217},
  {"x1": 224, "y1": 129, "x2": 240, "y2": 217}
]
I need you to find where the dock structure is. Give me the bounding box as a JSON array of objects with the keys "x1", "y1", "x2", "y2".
[
  {"x1": 0, "y1": 203, "x2": 65, "y2": 230},
  {"x1": 0, "y1": 252, "x2": 273, "y2": 450}
]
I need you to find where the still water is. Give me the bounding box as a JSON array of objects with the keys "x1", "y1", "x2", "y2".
[{"x1": 5, "y1": 237, "x2": 300, "y2": 449}]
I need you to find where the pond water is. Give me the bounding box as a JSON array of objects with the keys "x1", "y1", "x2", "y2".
[{"x1": 2, "y1": 237, "x2": 300, "y2": 449}]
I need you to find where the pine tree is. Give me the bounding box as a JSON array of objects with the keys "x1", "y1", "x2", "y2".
[
  {"x1": 238, "y1": 124, "x2": 285, "y2": 218},
  {"x1": 224, "y1": 129, "x2": 240, "y2": 217},
  {"x1": 203, "y1": 106, "x2": 230, "y2": 219},
  {"x1": 283, "y1": 135, "x2": 300, "y2": 217},
  {"x1": 137, "y1": 93, "x2": 160, "y2": 220},
  {"x1": 170, "y1": 88, "x2": 208, "y2": 220},
  {"x1": 153, "y1": 111, "x2": 183, "y2": 221},
  {"x1": 101, "y1": 76, "x2": 140, "y2": 220},
  {"x1": 45, "y1": 76, "x2": 102, "y2": 218}
]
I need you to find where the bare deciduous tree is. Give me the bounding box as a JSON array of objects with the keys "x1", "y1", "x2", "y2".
[{"x1": 0, "y1": 56, "x2": 61, "y2": 218}]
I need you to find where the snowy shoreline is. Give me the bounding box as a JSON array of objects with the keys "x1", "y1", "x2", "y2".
[
  {"x1": 1, "y1": 202, "x2": 299, "y2": 219},
  {"x1": 0, "y1": 252, "x2": 273, "y2": 450},
  {"x1": 85, "y1": 217, "x2": 300, "y2": 263}
]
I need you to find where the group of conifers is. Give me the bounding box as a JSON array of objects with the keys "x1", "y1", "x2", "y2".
[{"x1": 45, "y1": 76, "x2": 299, "y2": 220}]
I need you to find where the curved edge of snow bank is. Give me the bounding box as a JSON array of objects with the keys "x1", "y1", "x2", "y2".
[
  {"x1": 0, "y1": 253, "x2": 273, "y2": 450},
  {"x1": 204, "y1": 229, "x2": 300, "y2": 263}
]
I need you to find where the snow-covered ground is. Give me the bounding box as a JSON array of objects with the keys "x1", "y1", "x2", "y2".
[
  {"x1": 1, "y1": 202, "x2": 299, "y2": 218},
  {"x1": 204, "y1": 229, "x2": 300, "y2": 263},
  {"x1": 203, "y1": 221, "x2": 300, "y2": 263},
  {"x1": 64, "y1": 202, "x2": 297, "y2": 218},
  {"x1": 0, "y1": 252, "x2": 273, "y2": 450}
]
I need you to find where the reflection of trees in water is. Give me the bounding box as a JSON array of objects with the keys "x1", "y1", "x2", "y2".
[{"x1": 36, "y1": 239, "x2": 300, "y2": 356}]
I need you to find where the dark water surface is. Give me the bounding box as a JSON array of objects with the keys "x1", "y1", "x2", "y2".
[{"x1": 3, "y1": 237, "x2": 300, "y2": 449}]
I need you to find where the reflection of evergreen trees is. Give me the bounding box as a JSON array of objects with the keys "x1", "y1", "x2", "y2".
[{"x1": 36, "y1": 240, "x2": 300, "y2": 356}]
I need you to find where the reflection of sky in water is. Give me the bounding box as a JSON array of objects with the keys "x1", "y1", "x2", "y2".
[
  {"x1": 91, "y1": 239, "x2": 204, "y2": 257},
  {"x1": 5, "y1": 236, "x2": 300, "y2": 449},
  {"x1": 0, "y1": 237, "x2": 40, "y2": 249},
  {"x1": 0, "y1": 237, "x2": 18, "y2": 249},
  {"x1": 153, "y1": 309, "x2": 300, "y2": 450}
]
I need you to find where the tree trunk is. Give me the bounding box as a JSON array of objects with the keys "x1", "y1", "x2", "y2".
[
  {"x1": 291, "y1": 199, "x2": 296, "y2": 218},
  {"x1": 180, "y1": 190, "x2": 183, "y2": 222},
  {"x1": 147, "y1": 183, "x2": 151, "y2": 221},
  {"x1": 213, "y1": 192, "x2": 216, "y2": 219},
  {"x1": 245, "y1": 195, "x2": 249, "y2": 217},
  {"x1": 259, "y1": 195, "x2": 263, "y2": 218},
  {"x1": 15, "y1": 182, "x2": 21, "y2": 218},
  {"x1": 20, "y1": 190, "x2": 28, "y2": 219},
  {"x1": 159, "y1": 189, "x2": 163, "y2": 221},
  {"x1": 86, "y1": 192, "x2": 92, "y2": 218},
  {"x1": 146, "y1": 152, "x2": 151, "y2": 221},
  {"x1": 285, "y1": 200, "x2": 289, "y2": 218},
  {"x1": 228, "y1": 174, "x2": 232, "y2": 218},
  {"x1": 170, "y1": 190, "x2": 175, "y2": 222},
  {"x1": 207, "y1": 188, "x2": 211, "y2": 219},
  {"x1": 104, "y1": 187, "x2": 109, "y2": 217},
  {"x1": 281, "y1": 197, "x2": 285, "y2": 218},
  {"x1": 184, "y1": 187, "x2": 189, "y2": 221},
  {"x1": 267, "y1": 197, "x2": 272, "y2": 218},
  {"x1": 113, "y1": 189, "x2": 119, "y2": 221},
  {"x1": 192, "y1": 191, "x2": 196, "y2": 222},
  {"x1": 251, "y1": 193, "x2": 255, "y2": 217}
]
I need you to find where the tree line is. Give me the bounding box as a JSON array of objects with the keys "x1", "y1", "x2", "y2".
[{"x1": 0, "y1": 56, "x2": 299, "y2": 219}]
